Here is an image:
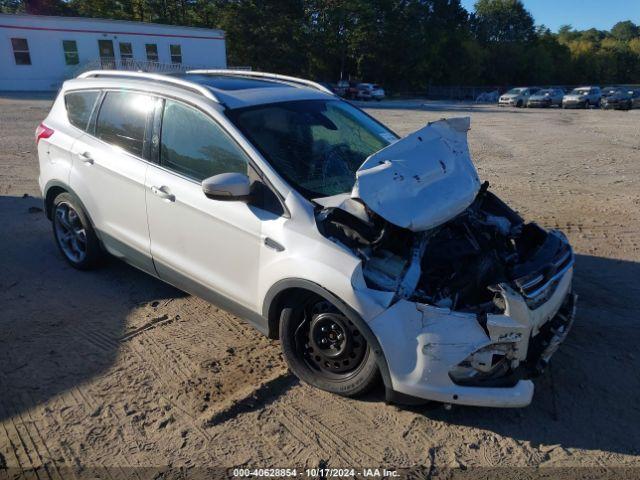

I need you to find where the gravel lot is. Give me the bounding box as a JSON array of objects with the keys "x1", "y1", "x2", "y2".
[{"x1": 1, "y1": 94, "x2": 639, "y2": 478}]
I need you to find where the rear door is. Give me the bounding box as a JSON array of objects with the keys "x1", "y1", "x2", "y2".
[
  {"x1": 69, "y1": 90, "x2": 156, "y2": 274},
  {"x1": 144, "y1": 98, "x2": 267, "y2": 311}
]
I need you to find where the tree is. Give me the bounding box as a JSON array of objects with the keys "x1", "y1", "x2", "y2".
[
  {"x1": 611, "y1": 20, "x2": 638, "y2": 41},
  {"x1": 22, "y1": 0, "x2": 69, "y2": 15},
  {"x1": 214, "y1": 0, "x2": 309, "y2": 75},
  {"x1": 2, "y1": 0, "x2": 639, "y2": 88},
  {"x1": 0, "y1": 0, "x2": 24, "y2": 13},
  {"x1": 472, "y1": 0, "x2": 535, "y2": 43}
]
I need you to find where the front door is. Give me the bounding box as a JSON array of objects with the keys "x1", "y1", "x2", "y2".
[
  {"x1": 98, "y1": 40, "x2": 115, "y2": 68},
  {"x1": 145, "y1": 98, "x2": 265, "y2": 310}
]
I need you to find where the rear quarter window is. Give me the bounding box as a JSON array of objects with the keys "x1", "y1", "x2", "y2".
[{"x1": 65, "y1": 91, "x2": 100, "y2": 131}]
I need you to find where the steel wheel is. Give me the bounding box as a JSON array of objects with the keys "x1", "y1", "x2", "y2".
[
  {"x1": 54, "y1": 202, "x2": 87, "y2": 263},
  {"x1": 295, "y1": 300, "x2": 368, "y2": 379},
  {"x1": 280, "y1": 294, "x2": 380, "y2": 397}
]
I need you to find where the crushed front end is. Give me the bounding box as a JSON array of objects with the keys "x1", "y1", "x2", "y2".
[{"x1": 314, "y1": 118, "x2": 577, "y2": 407}]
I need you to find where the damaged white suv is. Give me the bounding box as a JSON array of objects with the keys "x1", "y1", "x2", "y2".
[{"x1": 38, "y1": 70, "x2": 576, "y2": 408}]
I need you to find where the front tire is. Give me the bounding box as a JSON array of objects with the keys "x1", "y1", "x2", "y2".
[
  {"x1": 52, "y1": 192, "x2": 103, "y2": 270},
  {"x1": 279, "y1": 295, "x2": 379, "y2": 397}
]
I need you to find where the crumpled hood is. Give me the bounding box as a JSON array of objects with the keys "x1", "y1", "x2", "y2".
[{"x1": 351, "y1": 117, "x2": 481, "y2": 232}]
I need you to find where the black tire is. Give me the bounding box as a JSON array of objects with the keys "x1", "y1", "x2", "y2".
[
  {"x1": 279, "y1": 295, "x2": 379, "y2": 397},
  {"x1": 52, "y1": 192, "x2": 103, "y2": 270},
  {"x1": 516, "y1": 100, "x2": 523, "y2": 108}
]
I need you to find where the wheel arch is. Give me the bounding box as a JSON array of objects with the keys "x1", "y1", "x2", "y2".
[
  {"x1": 262, "y1": 278, "x2": 393, "y2": 392},
  {"x1": 43, "y1": 180, "x2": 92, "y2": 226}
]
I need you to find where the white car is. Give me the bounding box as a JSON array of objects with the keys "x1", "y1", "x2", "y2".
[
  {"x1": 37, "y1": 70, "x2": 576, "y2": 408},
  {"x1": 562, "y1": 86, "x2": 601, "y2": 109},
  {"x1": 498, "y1": 87, "x2": 540, "y2": 107},
  {"x1": 356, "y1": 83, "x2": 385, "y2": 101}
]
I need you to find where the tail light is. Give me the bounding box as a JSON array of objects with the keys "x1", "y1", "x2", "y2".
[{"x1": 35, "y1": 123, "x2": 54, "y2": 145}]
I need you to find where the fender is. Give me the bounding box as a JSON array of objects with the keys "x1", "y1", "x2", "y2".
[
  {"x1": 43, "y1": 180, "x2": 91, "y2": 223},
  {"x1": 262, "y1": 278, "x2": 393, "y2": 395}
]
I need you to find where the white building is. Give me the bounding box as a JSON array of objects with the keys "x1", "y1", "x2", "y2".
[{"x1": 0, "y1": 14, "x2": 227, "y2": 91}]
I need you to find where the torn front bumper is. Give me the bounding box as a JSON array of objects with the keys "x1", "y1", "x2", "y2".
[{"x1": 369, "y1": 267, "x2": 575, "y2": 408}]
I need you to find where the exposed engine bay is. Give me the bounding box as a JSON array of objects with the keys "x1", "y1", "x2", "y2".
[{"x1": 316, "y1": 182, "x2": 571, "y2": 313}]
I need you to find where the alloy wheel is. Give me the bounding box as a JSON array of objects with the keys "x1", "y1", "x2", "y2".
[{"x1": 54, "y1": 202, "x2": 87, "y2": 263}]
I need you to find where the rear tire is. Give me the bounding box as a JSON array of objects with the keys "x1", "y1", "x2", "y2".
[
  {"x1": 279, "y1": 295, "x2": 379, "y2": 397},
  {"x1": 52, "y1": 192, "x2": 103, "y2": 270}
]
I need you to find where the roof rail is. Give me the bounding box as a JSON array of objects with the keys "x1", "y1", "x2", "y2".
[
  {"x1": 76, "y1": 70, "x2": 221, "y2": 103},
  {"x1": 186, "y1": 69, "x2": 334, "y2": 95}
]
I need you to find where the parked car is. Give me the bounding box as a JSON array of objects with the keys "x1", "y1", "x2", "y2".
[
  {"x1": 631, "y1": 90, "x2": 640, "y2": 109},
  {"x1": 526, "y1": 88, "x2": 564, "y2": 108},
  {"x1": 562, "y1": 86, "x2": 601, "y2": 109},
  {"x1": 600, "y1": 87, "x2": 637, "y2": 110},
  {"x1": 498, "y1": 87, "x2": 540, "y2": 107},
  {"x1": 356, "y1": 83, "x2": 385, "y2": 101},
  {"x1": 37, "y1": 69, "x2": 576, "y2": 408},
  {"x1": 335, "y1": 80, "x2": 350, "y2": 97}
]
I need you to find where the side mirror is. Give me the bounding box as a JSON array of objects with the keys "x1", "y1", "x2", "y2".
[{"x1": 202, "y1": 172, "x2": 251, "y2": 200}]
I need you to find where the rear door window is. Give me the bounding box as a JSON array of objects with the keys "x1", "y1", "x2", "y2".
[
  {"x1": 95, "y1": 91, "x2": 154, "y2": 158},
  {"x1": 65, "y1": 90, "x2": 100, "y2": 131},
  {"x1": 159, "y1": 99, "x2": 248, "y2": 181}
]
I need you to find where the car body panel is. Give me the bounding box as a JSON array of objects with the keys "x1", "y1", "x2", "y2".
[
  {"x1": 68, "y1": 130, "x2": 155, "y2": 274},
  {"x1": 145, "y1": 163, "x2": 265, "y2": 310},
  {"x1": 37, "y1": 94, "x2": 78, "y2": 196},
  {"x1": 353, "y1": 117, "x2": 481, "y2": 231},
  {"x1": 369, "y1": 266, "x2": 573, "y2": 407}
]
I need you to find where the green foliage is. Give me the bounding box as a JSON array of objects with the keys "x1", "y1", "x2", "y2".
[
  {"x1": 472, "y1": 0, "x2": 535, "y2": 43},
  {"x1": 2, "y1": 0, "x2": 639, "y2": 89}
]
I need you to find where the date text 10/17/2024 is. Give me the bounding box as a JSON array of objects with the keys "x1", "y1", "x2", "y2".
[{"x1": 231, "y1": 468, "x2": 400, "y2": 477}]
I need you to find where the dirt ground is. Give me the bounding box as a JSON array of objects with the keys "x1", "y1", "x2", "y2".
[{"x1": 1, "y1": 94, "x2": 639, "y2": 479}]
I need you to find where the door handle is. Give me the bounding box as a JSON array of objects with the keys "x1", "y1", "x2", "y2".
[
  {"x1": 264, "y1": 237, "x2": 285, "y2": 252},
  {"x1": 150, "y1": 185, "x2": 175, "y2": 202},
  {"x1": 78, "y1": 151, "x2": 93, "y2": 165}
]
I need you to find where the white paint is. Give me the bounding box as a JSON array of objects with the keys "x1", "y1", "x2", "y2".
[
  {"x1": 38, "y1": 73, "x2": 577, "y2": 408},
  {"x1": 0, "y1": 14, "x2": 226, "y2": 91},
  {"x1": 353, "y1": 117, "x2": 481, "y2": 231}
]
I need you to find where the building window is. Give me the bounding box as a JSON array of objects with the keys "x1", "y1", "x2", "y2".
[
  {"x1": 63, "y1": 40, "x2": 79, "y2": 65},
  {"x1": 145, "y1": 44, "x2": 158, "y2": 62},
  {"x1": 11, "y1": 38, "x2": 31, "y2": 65},
  {"x1": 170, "y1": 44, "x2": 182, "y2": 64},
  {"x1": 119, "y1": 42, "x2": 133, "y2": 60}
]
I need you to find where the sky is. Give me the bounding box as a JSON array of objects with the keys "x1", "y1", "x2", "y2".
[{"x1": 460, "y1": 0, "x2": 640, "y2": 32}]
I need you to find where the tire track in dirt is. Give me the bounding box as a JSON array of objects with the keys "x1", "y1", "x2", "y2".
[
  {"x1": 276, "y1": 397, "x2": 383, "y2": 466},
  {"x1": 0, "y1": 390, "x2": 54, "y2": 479}
]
